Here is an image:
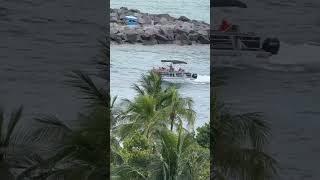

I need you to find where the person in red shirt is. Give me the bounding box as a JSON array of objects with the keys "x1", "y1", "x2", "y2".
[{"x1": 219, "y1": 19, "x2": 232, "y2": 32}]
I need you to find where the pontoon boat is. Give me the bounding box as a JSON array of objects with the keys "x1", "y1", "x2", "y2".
[
  {"x1": 212, "y1": 29, "x2": 280, "y2": 59},
  {"x1": 152, "y1": 60, "x2": 198, "y2": 83},
  {"x1": 211, "y1": 0, "x2": 280, "y2": 60}
]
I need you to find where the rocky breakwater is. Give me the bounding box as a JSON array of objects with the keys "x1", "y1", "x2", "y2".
[{"x1": 110, "y1": 7, "x2": 210, "y2": 45}]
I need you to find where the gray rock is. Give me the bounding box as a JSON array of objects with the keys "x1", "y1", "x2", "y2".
[
  {"x1": 126, "y1": 33, "x2": 138, "y2": 43},
  {"x1": 174, "y1": 22, "x2": 194, "y2": 34},
  {"x1": 189, "y1": 32, "x2": 200, "y2": 41},
  {"x1": 110, "y1": 7, "x2": 210, "y2": 45},
  {"x1": 178, "y1": 16, "x2": 190, "y2": 22},
  {"x1": 110, "y1": 34, "x2": 123, "y2": 44},
  {"x1": 143, "y1": 37, "x2": 158, "y2": 45},
  {"x1": 159, "y1": 17, "x2": 168, "y2": 25},
  {"x1": 155, "y1": 34, "x2": 169, "y2": 41},
  {"x1": 175, "y1": 33, "x2": 192, "y2": 45},
  {"x1": 110, "y1": 13, "x2": 118, "y2": 23},
  {"x1": 130, "y1": 9, "x2": 140, "y2": 13},
  {"x1": 198, "y1": 35, "x2": 210, "y2": 44},
  {"x1": 160, "y1": 25, "x2": 175, "y2": 40}
]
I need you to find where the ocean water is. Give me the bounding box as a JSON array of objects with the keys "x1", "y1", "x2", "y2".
[
  {"x1": 214, "y1": 0, "x2": 320, "y2": 179},
  {"x1": 111, "y1": 44, "x2": 210, "y2": 128},
  {"x1": 0, "y1": 0, "x2": 105, "y2": 122},
  {"x1": 111, "y1": 0, "x2": 210, "y2": 23}
]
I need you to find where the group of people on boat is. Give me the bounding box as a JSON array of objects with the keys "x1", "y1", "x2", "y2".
[{"x1": 152, "y1": 65, "x2": 185, "y2": 74}]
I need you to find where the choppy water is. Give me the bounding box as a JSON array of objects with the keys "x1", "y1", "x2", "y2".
[
  {"x1": 214, "y1": 0, "x2": 320, "y2": 179},
  {"x1": 0, "y1": 0, "x2": 105, "y2": 122},
  {"x1": 111, "y1": 44, "x2": 210, "y2": 128},
  {"x1": 111, "y1": 0, "x2": 210, "y2": 23}
]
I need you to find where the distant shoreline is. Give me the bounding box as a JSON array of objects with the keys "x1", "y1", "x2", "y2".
[{"x1": 110, "y1": 7, "x2": 210, "y2": 45}]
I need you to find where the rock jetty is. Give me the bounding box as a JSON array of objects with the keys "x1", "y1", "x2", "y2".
[{"x1": 110, "y1": 7, "x2": 210, "y2": 45}]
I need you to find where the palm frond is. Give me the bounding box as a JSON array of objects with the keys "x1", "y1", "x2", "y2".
[
  {"x1": 32, "y1": 115, "x2": 72, "y2": 143},
  {"x1": 4, "y1": 106, "x2": 23, "y2": 146},
  {"x1": 65, "y1": 70, "x2": 108, "y2": 108},
  {"x1": 91, "y1": 35, "x2": 109, "y2": 82}
]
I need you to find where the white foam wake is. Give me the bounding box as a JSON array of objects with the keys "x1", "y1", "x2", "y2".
[
  {"x1": 193, "y1": 75, "x2": 210, "y2": 84},
  {"x1": 269, "y1": 41, "x2": 320, "y2": 65}
]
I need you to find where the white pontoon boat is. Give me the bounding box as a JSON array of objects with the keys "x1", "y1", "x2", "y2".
[{"x1": 152, "y1": 60, "x2": 198, "y2": 83}]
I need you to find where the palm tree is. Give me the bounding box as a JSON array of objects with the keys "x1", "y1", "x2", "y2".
[
  {"x1": 132, "y1": 71, "x2": 171, "y2": 111},
  {"x1": 0, "y1": 106, "x2": 23, "y2": 179},
  {"x1": 16, "y1": 80, "x2": 110, "y2": 180},
  {"x1": 150, "y1": 126, "x2": 209, "y2": 180},
  {"x1": 211, "y1": 94, "x2": 278, "y2": 180},
  {"x1": 0, "y1": 106, "x2": 43, "y2": 179},
  {"x1": 129, "y1": 72, "x2": 196, "y2": 132},
  {"x1": 112, "y1": 72, "x2": 208, "y2": 179},
  {"x1": 211, "y1": 65, "x2": 278, "y2": 179},
  {"x1": 117, "y1": 95, "x2": 168, "y2": 140},
  {"x1": 112, "y1": 126, "x2": 209, "y2": 180},
  {"x1": 16, "y1": 36, "x2": 111, "y2": 180},
  {"x1": 164, "y1": 87, "x2": 196, "y2": 131},
  {"x1": 133, "y1": 71, "x2": 163, "y2": 97}
]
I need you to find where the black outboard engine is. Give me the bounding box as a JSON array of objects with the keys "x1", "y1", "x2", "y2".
[
  {"x1": 192, "y1": 73, "x2": 198, "y2": 79},
  {"x1": 262, "y1": 38, "x2": 280, "y2": 55}
]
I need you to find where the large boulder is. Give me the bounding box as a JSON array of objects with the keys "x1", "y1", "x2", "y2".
[
  {"x1": 159, "y1": 25, "x2": 175, "y2": 40},
  {"x1": 118, "y1": 7, "x2": 128, "y2": 18},
  {"x1": 159, "y1": 17, "x2": 168, "y2": 25},
  {"x1": 174, "y1": 22, "x2": 194, "y2": 34},
  {"x1": 155, "y1": 33, "x2": 169, "y2": 43},
  {"x1": 175, "y1": 33, "x2": 192, "y2": 45},
  {"x1": 110, "y1": 12, "x2": 119, "y2": 23},
  {"x1": 110, "y1": 34, "x2": 123, "y2": 44},
  {"x1": 123, "y1": 27, "x2": 139, "y2": 43},
  {"x1": 189, "y1": 32, "x2": 200, "y2": 42},
  {"x1": 116, "y1": 32, "x2": 126, "y2": 41},
  {"x1": 144, "y1": 26, "x2": 160, "y2": 37},
  {"x1": 178, "y1": 16, "x2": 190, "y2": 22},
  {"x1": 151, "y1": 14, "x2": 173, "y2": 25},
  {"x1": 130, "y1": 9, "x2": 140, "y2": 13},
  {"x1": 126, "y1": 33, "x2": 138, "y2": 43},
  {"x1": 142, "y1": 35, "x2": 158, "y2": 45},
  {"x1": 110, "y1": 23, "x2": 120, "y2": 34},
  {"x1": 140, "y1": 14, "x2": 152, "y2": 24},
  {"x1": 198, "y1": 35, "x2": 210, "y2": 44}
]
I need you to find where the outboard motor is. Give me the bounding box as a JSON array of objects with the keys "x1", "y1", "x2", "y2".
[
  {"x1": 191, "y1": 73, "x2": 198, "y2": 79},
  {"x1": 262, "y1": 38, "x2": 280, "y2": 55}
]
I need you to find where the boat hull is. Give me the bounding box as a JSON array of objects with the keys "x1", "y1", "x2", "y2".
[{"x1": 162, "y1": 76, "x2": 196, "y2": 83}]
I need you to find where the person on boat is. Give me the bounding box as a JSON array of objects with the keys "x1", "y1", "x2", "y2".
[
  {"x1": 219, "y1": 19, "x2": 232, "y2": 32},
  {"x1": 169, "y1": 65, "x2": 174, "y2": 71}
]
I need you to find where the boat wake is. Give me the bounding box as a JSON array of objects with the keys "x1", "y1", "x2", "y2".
[
  {"x1": 162, "y1": 75, "x2": 210, "y2": 85},
  {"x1": 213, "y1": 41, "x2": 320, "y2": 73},
  {"x1": 192, "y1": 75, "x2": 210, "y2": 84}
]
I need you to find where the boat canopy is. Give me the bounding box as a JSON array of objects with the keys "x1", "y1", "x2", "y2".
[
  {"x1": 161, "y1": 60, "x2": 188, "y2": 64},
  {"x1": 211, "y1": 0, "x2": 247, "y2": 8},
  {"x1": 124, "y1": 15, "x2": 138, "y2": 21}
]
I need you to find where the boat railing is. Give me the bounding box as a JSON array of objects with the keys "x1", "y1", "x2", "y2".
[
  {"x1": 211, "y1": 30, "x2": 257, "y2": 37},
  {"x1": 211, "y1": 31, "x2": 261, "y2": 50}
]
